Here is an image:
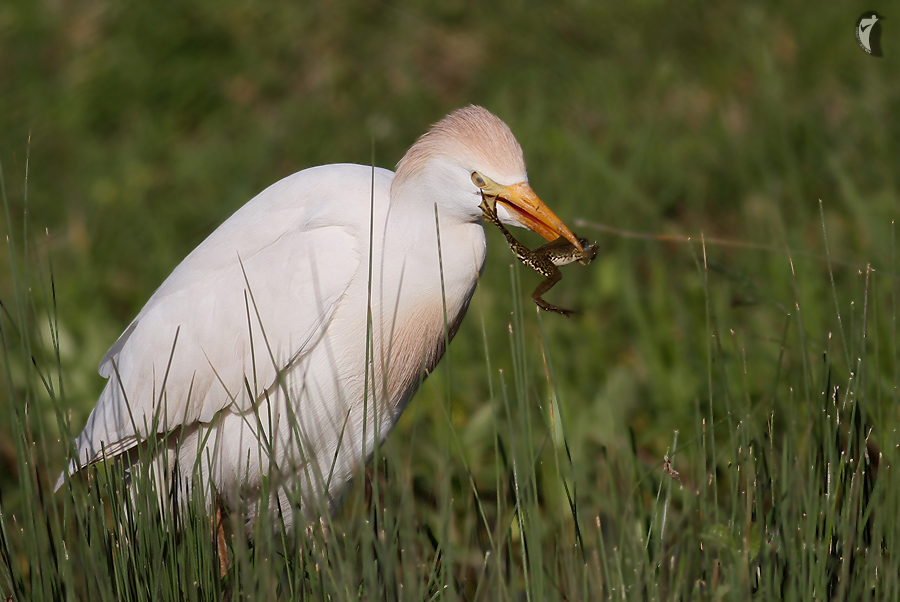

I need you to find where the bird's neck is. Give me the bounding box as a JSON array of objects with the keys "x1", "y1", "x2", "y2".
[{"x1": 376, "y1": 182, "x2": 485, "y2": 332}]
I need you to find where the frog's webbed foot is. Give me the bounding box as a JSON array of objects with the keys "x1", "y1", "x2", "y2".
[
  {"x1": 534, "y1": 296, "x2": 577, "y2": 317},
  {"x1": 479, "y1": 192, "x2": 499, "y2": 220},
  {"x1": 533, "y1": 271, "x2": 577, "y2": 317}
]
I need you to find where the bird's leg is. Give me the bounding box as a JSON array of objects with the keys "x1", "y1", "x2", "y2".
[{"x1": 213, "y1": 497, "x2": 230, "y2": 579}]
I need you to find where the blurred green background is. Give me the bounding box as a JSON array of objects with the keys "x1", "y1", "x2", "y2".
[{"x1": 1, "y1": 0, "x2": 898, "y2": 562}]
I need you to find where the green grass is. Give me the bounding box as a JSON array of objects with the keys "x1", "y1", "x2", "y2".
[
  {"x1": 2, "y1": 0, "x2": 899, "y2": 599},
  {"x1": 2, "y1": 181, "x2": 898, "y2": 599}
]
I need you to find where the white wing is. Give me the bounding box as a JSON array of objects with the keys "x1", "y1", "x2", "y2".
[{"x1": 64, "y1": 165, "x2": 370, "y2": 478}]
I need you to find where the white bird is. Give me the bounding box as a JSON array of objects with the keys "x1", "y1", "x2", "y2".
[{"x1": 58, "y1": 106, "x2": 581, "y2": 533}]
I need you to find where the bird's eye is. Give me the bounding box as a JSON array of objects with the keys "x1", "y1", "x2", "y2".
[{"x1": 471, "y1": 172, "x2": 487, "y2": 188}]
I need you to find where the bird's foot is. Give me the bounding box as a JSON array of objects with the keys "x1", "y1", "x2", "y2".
[{"x1": 213, "y1": 498, "x2": 230, "y2": 579}]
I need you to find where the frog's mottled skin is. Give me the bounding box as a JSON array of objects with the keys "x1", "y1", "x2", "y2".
[{"x1": 480, "y1": 196, "x2": 596, "y2": 316}]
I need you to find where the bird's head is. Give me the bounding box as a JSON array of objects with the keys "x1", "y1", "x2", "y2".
[{"x1": 392, "y1": 106, "x2": 583, "y2": 253}]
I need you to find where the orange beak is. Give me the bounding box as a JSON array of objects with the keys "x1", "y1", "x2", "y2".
[{"x1": 494, "y1": 182, "x2": 583, "y2": 253}]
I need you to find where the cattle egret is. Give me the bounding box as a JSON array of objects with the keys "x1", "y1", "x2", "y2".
[{"x1": 59, "y1": 105, "x2": 582, "y2": 532}]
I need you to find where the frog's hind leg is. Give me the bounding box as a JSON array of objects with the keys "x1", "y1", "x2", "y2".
[{"x1": 533, "y1": 269, "x2": 576, "y2": 316}]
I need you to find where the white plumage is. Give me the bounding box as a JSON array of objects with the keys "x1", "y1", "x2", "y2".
[{"x1": 59, "y1": 106, "x2": 580, "y2": 531}]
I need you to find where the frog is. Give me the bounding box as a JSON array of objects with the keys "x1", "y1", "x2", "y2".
[{"x1": 479, "y1": 194, "x2": 596, "y2": 316}]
